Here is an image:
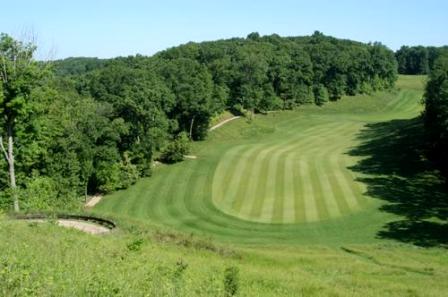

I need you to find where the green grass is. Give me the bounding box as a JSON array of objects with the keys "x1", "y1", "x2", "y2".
[
  {"x1": 2, "y1": 75, "x2": 448, "y2": 296},
  {"x1": 95, "y1": 75, "x2": 445, "y2": 246},
  {"x1": 209, "y1": 110, "x2": 237, "y2": 127},
  {"x1": 1, "y1": 218, "x2": 447, "y2": 297}
]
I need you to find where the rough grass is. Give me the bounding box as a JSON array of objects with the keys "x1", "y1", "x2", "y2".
[{"x1": 1, "y1": 218, "x2": 447, "y2": 297}]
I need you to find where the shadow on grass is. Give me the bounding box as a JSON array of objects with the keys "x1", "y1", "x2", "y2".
[{"x1": 348, "y1": 117, "x2": 448, "y2": 247}]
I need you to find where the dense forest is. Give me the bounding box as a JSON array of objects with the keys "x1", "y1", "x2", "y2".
[
  {"x1": 1, "y1": 31, "x2": 399, "y2": 212},
  {"x1": 395, "y1": 45, "x2": 448, "y2": 74},
  {"x1": 423, "y1": 52, "x2": 448, "y2": 179}
]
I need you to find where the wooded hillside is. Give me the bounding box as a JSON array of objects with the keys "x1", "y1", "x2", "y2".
[{"x1": 1, "y1": 32, "x2": 397, "y2": 211}]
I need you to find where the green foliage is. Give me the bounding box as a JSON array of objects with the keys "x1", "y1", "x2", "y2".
[
  {"x1": 161, "y1": 132, "x2": 190, "y2": 163},
  {"x1": 396, "y1": 45, "x2": 448, "y2": 74},
  {"x1": 95, "y1": 163, "x2": 122, "y2": 193},
  {"x1": 0, "y1": 33, "x2": 49, "y2": 211},
  {"x1": 313, "y1": 84, "x2": 329, "y2": 106},
  {"x1": 120, "y1": 152, "x2": 140, "y2": 188},
  {"x1": 21, "y1": 176, "x2": 58, "y2": 211},
  {"x1": 52, "y1": 57, "x2": 106, "y2": 76},
  {"x1": 224, "y1": 266, "x2": 239, "y2": 297},
  {"x1": 423, "y1": 53, "x2": 448, "y2": 178},
  {"x1": 127, "y1": 238, "x2": 145, "y2": 252}
]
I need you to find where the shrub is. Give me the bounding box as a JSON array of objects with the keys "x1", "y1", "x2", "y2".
[
  {"x1": 314, "y1": 84, "x2": 329, "y2": 106},
  {"x1": 224, "y1": 266, "x2": 239, "y2": 297},
  {"x1": 21, "y1": 176, "x2": 57, "y2": 211},
  {"x1": 161, "y1": 132, "x2": 190, "y2": 163},
  {"x1": 127, "y1": 238, "x2": 145, "y2": 252}
]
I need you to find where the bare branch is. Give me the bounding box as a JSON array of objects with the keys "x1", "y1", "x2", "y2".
[{"x1": 0, "y1": 136, "x2": 10, "y2": 164}]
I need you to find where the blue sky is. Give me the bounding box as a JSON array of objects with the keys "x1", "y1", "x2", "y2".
[{"x1": 1, "y1": 0, "x2": 447, "y2": 59}]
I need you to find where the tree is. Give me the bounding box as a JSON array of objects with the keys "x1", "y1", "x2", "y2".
[
  {"x1": 314, "y1": 84, "x2": 329, "y2": 106},
  {"x1": 232, "y1": 47, "x2": 269, "y2": 113},
  {"x1": 158, "y1": 58, "x2": 216, "y2": 140},
  {"x1": 0, "y1": 33, "x2": 43, "y2": 211},
  {"x1": 395, "y1": 45, "x2": 448, "y2": 75},
  {"x1": 160, "y1": 132, "x2": 190, "y2": 163},
  {"x1": 423, "y1": 53, "x2": 448, "y2": 179}
]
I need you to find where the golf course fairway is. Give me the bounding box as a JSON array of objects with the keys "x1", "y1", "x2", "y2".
[{"x1": 95, "y1": 75, "x2": 445, "y2": 245}]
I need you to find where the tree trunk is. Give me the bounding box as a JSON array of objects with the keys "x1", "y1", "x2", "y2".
[
  {"x1": 84, "y1": 182, "x2": 88, "y2": 204},
  {"x1": 189, "y1": 116, "x2": 196, "y2": 140},
  {"x1": 7, "y1": 122, "x2": 19, "y2": 212}
]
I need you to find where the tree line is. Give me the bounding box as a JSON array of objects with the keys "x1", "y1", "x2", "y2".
[
  {"x1": 423, "y1": 52, "x2": 448, "y2": 180},
  {"x1": 1, "y1": 31, "x2": 398, "y2": 211},
  {"x1": 395, "y1": 45, "x2": 448, "y2": 75}
]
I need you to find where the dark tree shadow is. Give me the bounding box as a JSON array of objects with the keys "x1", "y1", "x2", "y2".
[{"x1": 348, "y1": 118, "x2": 448, "y2": 247}]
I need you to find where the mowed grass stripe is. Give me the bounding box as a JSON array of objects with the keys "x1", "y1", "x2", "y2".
[
  {"x1": 232, "y1": 143, "x2": 281, "y2": 218},
  {"x1": 294, "y1": 121, "x2": 358, "y2": 222},
  {"x1": 282, "y1": 153, "x2": 296, "y2": 224},
  {"x1": 329, "y1": 153, "x2": 360, "y2": 211},
  {"x1": 158, "y1": 160, "x2": 260, "y2": 236},
  {"x1": 392, "y1": 90, "x2": 416, "y2": 112},
  {"x1": 308, "y1": 152, "x2": 330, "y2": 221},
  {"x1": 337, "y1": 153, "x2": 368, "y2": 207},
  {"x1": 230, "y1": 143, "x2": 282, "y2": 214},
  {"x1": 236, "y1": 144, "x2": 278, "y2": 220},
  {"x1": 212, "y1": 144, "x2": 248, "y2": 199},
  {"x1": 259, "y1": 147, "x2": 281, "y2": 222},
  {"x1": 385, "y1": 90, "x2": 405, "y2": 110},
  {"x1": 245, "y1": 123, "x2": 344, "y2": 222},
  {"x1": 329, "y1": 122, "x2": 368, "y2": 209},
  {"x1": 315, "y1": 148, "x2": 342, "y2": 219},
  {"x1": 403, "y1": 91, "x2": 423, "y2": 114},
  {"x1": 260, "y1": 142, "x2": 302, "y2": 222},
  {"x1": 314, "y1": 121, "x2": 362, "y2": 218},
  {"x1": 220, "y1": 145, "x2": 262, "y2": 211},
  {"x1": 293, "y1": 156, "x2": 306, "y2": 222},
  {"x1": 166, "y1": 160, "x2": 204, "y2": 224},
  {"x1": 326, "y1": 122, "x2": 367, "y2": 213},
  {"x1": 308, "y1": 124, "x2": 354, "y2": 221},
  {"x1": 144, "y1": 164, "x2": 186, "y2": 223},
  {"x1": 271, "y1": 153, "x2": 286, "y2": 223},
  {"x1": 268, "y1": 132, "x2": 334, "y2": 223},
  {"x1": 342, "y1": 154, "x2": 370, "y2": 205},
  {"x1": 212, "y1": 144, "x2": 249, "y2": 205},
  {"x1": 249, "y1": 121, "x2": 355, "y2": 222},
  {"x1": 267, "y1": 137, "x2": 324, "y2": 223},
  {"x1": 298, "y1": 159, "x2": 319, "y2": 222},
  {"x1": 320, "y1": 148, "x2": 353, "y2": 216},
  {"x1": 228, "y1": 122, "x2": 333, "y2": 220},
  {"x1": 288, "y1": 120, "x2": 358, "y2": 222},
  {"x1": 290, "y1": 121, "x2": 355, "y2": 222},
  {"x1": 176, "y1": 160, "x2": 219, "y2": 229}
]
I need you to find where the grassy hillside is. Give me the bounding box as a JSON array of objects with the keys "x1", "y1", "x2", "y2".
[
  {"x1": 1, "y1": 218, "x2": 447, "y2": 297},
  {"x1": 2, "y1": 75, "x2": 447, "y2": 296},
  {"x1": 95, "y1": 75, "x2": 445, "y2": 246}
]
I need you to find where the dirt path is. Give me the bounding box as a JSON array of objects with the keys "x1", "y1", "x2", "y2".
[
  {"x1": 85, "y1": 195, "x2": 103, "y2": 207},
  {"x1": 209, "y1": 116, "x2": 241, "y2": 131}
]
